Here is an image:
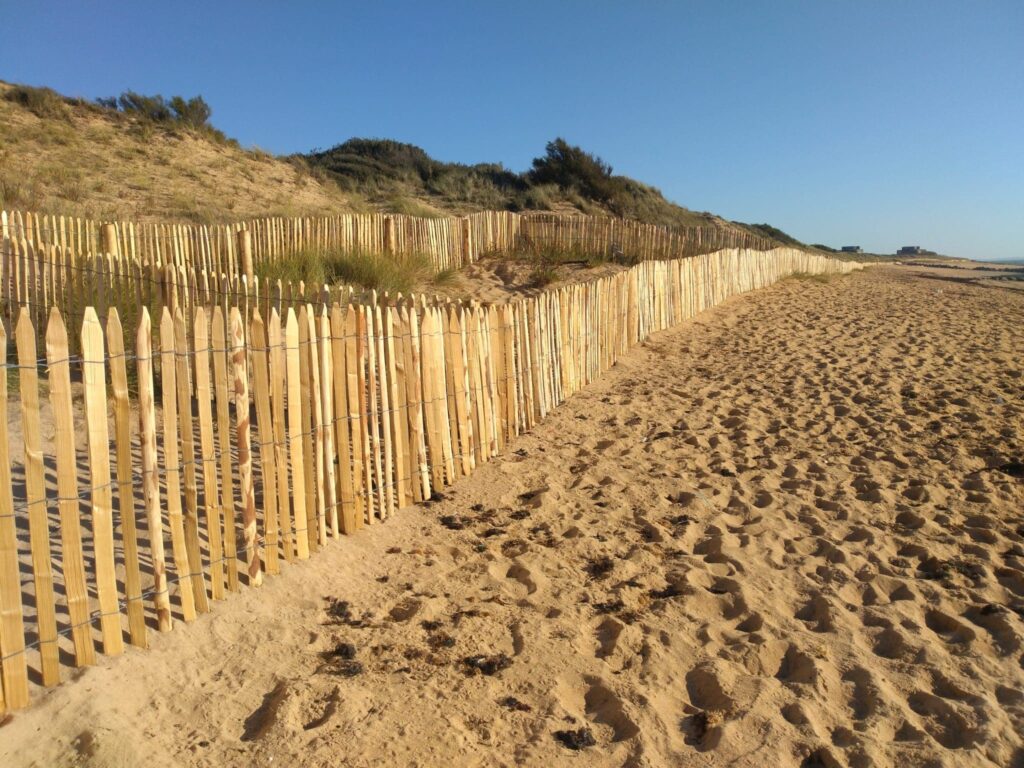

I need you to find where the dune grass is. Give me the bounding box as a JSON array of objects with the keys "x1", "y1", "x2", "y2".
[
  {"x1": 255, "y1": 247, "x2": 451, "y2": 295},
  {"x1": 786, "y1": 271, "x2": 838, "y2": 284}
]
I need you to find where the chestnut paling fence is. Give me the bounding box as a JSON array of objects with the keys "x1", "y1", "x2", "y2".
[
  {"x1": 0, "y1": 208, "x2": 776, "y2": 272},
  {"x1": 0, "y1": 244, "x2": 860, "y2": 711},
  {"x1": 0, "y1": 208, "x2": 775, "y2": 320}
]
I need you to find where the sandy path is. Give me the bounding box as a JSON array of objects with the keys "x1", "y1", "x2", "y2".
[{"x1": 2, "y1": 266, "x2": 1023, "y2": 767}]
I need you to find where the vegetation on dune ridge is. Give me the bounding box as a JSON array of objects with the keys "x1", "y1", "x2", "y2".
[
  {"x1": 0, "y1": 81, "x2": 360, "y2": 222},
  {"x1": 304, "y1": 136, "x2": 737, "y2": 230},
  {"x1": 1, "y1": 79, "x2": 801, "y2": 248},
  {"x1": 737, "y1": 223, "x2": 807, "y2": 248}
]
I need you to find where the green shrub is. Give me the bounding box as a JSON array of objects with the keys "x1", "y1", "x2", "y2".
[
  {"x1": 94, "y1": 90, "x2": 232, "y2": 144},
  {"x1": 529, "y1": 138, "x2": 616, "y2": 202}
]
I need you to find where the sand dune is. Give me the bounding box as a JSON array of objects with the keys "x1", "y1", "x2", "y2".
[{"x1": 2, "y1": 266, "x2": 1022, "y2": 767}]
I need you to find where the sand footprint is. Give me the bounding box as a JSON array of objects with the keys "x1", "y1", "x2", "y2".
[
  {"x1": 240, "y1": 680, "x2": 291, "y2": 742},
  {"x1": 963, "y1": 603, "x2": 1022, "y2": 655},
  {"x1": 871, "y1": 626, "x2": 918, "y2": 661},
  {"x1": 924, "y1": 609, "x2": 976, "y2": 646},
  {"x1": 775, "y1": 644, "x2": 820, "y2": 686},
  {"x1": 681, "y1": 663, "x2": 736, "y2": 751},
  {"x1": 906, "y1": 690, "x2": 981, "y2": 749},
  {"x1": 505, "y1": 563, "x2": 538, "y2": 596},
  {"x1": 594, "y1": 616, "x2": 624, "y2": 660},
  {"x1": 841, "y1": 667, "x2": 880, "y2": 722},
  {"x1": 795, "y1": 593, "x2": 836, "y2": 633},
  {"x1": 583, "y1": 677, "x2": 640, "y2": 743},
  {"x1": 996, "y1": 566, "x2": 1024, "y2": 597}
]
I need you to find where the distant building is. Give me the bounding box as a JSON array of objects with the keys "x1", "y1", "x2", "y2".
[
  {"x1": 841, "y1": 246, "x2": 862, "y2": 253},
  {"x1": 898, "y1": 246, "x2": 925, "y2": 255}
]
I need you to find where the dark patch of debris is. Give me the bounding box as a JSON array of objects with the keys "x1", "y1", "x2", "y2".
[
  {"x1": 462, "y1": 654, "x2": 512, "y2": 676},
  {"x1": 553, "y1": 728, "x2": 596, "y2": 750},
  {"x1": 586, "y1": 556, "x2": 615, "y2": 580}
]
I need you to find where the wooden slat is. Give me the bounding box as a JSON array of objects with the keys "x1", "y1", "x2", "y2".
[
  {"x1": 80, "y1": 308, "x2": 125, "y2": 656},
  {"x1": 136, "y1": 309, "x2": 172, "y2": 632},
  {"x1": 268, "y1": 309, "x2": 294, "y2": 560},
  {"x1": 159, "y1": 308, "x2": 197, "y2": 623},
  {"x1": 250, "y1": 311, "x2": 280, "y2": 574},
  {"x1": 400, "y1": 305, "x2": 429, "y2": 502},
  {"x1": 419, "y1": 308, "x2": 445, "y2": 490},
  {"x1": 0, "y1": 319, "x2": 29, "y2": 706},
  {"x1": 285, "y1": 309, "x2": 310, "y2": 559},
  {"x1": 297, "y1": 306, "x2": 319, "y2": 550},
  {"x1": 45, "y1": 308, "x2": 97, "y2": 666},
  {"x1": 433, "y1": 307, "x2": 456, "y2": 483},
  {"x1": 306, "y1": 308, "x2": 327, "y2": 544},
  {"x1": 330, "y1": 306, "x2": 357, "y2": 534},
  {"x1": 447, "y1": 307, "x2": 473, "y2": 475},
  {"x1": 375, "y1": 306, "x2": 395, "y2": 517},
  {"x1": 230, "y1": 308, "x2": 262, "y2": 586},
  {"x1": 343, "y1": 306, "x2": 366, "y2": 530},
  {"x1": 488, "y1": 305, "x2": 508, "y2": 448},
  {"x1": 193, "y1": 308, "x2": 224, "y2": 600},
  {"x1": 386, "y1": 306, "x2": 411, "y2": 507},
  {"x1": 318, "y1": 308, "x2": 339, "y2": 537},
  {"x1": 364, "y1": 306, "x2": 385, "y2": 521},
  {"x1": 211, "y1": 308, "x2": 239, "y2": 590},
  {"x1": 355, "y1": 307, "x2": 374, "y2": 523},
  {"x1": 465, "y1": 307, "x2": 489, "y2": 465},
  {"x1": 174, "y1": 309, "x2": 210, "y2": 613}
]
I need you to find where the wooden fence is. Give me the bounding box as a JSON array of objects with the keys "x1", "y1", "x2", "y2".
[
  {"x1": 1, "y1": 208, "x2": 776, "y2": 282},
  {"x1": 0, "y1": 246, "x2": 860, "y2": 711}
]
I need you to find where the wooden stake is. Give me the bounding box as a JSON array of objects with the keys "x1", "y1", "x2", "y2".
[
  {"x1": 386, "y1": 306, "x2": 411, "y2": 507},
  {"x1": 136, "y1": 309, "x2": 172, "y2": 632},
  {"x1": 174, "y1": 309, "x2": 210, "y2": 613},
  {"x1": 318, "y1": 308, "x2": 339, "y2": 537},
  {"x1": 250, "y1": 311, "x2": 280, "y2": 574},
  {"x1": 46, "y1": 308, "x2": 97, "y2": 665},
  {"x1": 305, "y1": 308, "x2": 327, "y2": 544},
  {"x1": 343, "y1": 306, "x2": 366, "y2": 530},
  {"x1": 374, "y1": 306, "x2": 395, "y2": 516},
  {"x1": 193, "y1": 308, "x2": 224, "y2": 600},
  {"x1": 297, "y1": 306, "x2": 318, "y2": 548},
  {"x1": 80, "y1": 308, "x2": 125, "y2": 656},
  {"x1": 159, "y1": 309, "x2": 197, "y2": 623},
  {"x1": 211, "y1": 308, "x2": 239, "y2": 590},
  {"x1": 400, "y1": 305, "x2": 430, "y2": 501},
  {"x1": 0, "y1": 319, "x2": 29, "y2": 706},
  {"x1": 230, "y1": 308, "x2": 262, "y2": 586},
  {"x1": 330, "y1": 306, "x2": 357, "y2": 534},
  {"x1": 285, "y1": 309, "x2": 310, "y2": 559},
  {"x1": 268, "y1": 309, "x2": 294, "y2": 559}
]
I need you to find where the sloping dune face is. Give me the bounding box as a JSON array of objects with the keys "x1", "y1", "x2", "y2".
[{"x1": 3, "y1": 266, "x2": 1023, "y2": 767}]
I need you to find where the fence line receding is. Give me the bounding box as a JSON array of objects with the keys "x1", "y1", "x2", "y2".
[{"x1": 0, "y1": 205, "x2": 860, "y2": 712}]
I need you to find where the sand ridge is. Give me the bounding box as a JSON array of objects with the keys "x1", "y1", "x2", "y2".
[{"x1": 1, "y1": 266, "x2": 1022, "y2": 767}]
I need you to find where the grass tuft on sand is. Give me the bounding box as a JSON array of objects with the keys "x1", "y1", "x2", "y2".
[{"x1": 256, "y1": 248, "x2": 450, "y2": 295}]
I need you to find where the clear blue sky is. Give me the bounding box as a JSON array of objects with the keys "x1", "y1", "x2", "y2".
[{"x1": 3, "y1": 1, "x2": 1022, "y2": 260}]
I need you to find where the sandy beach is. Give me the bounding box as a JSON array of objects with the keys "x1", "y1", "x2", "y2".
[{"x1": 2, "y1": 265, "x2": 1022, "y2": 767}]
